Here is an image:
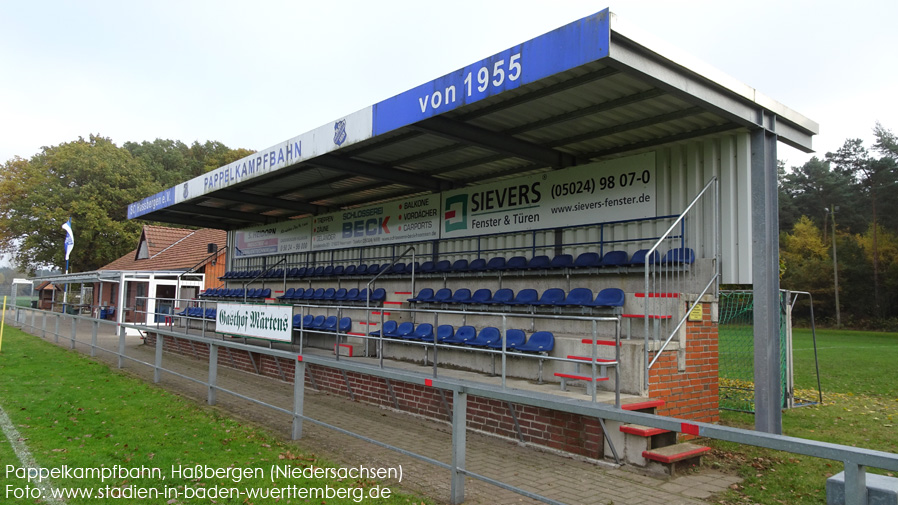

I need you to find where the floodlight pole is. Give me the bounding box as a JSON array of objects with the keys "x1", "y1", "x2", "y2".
[{"x1": 827, "y1": 206, "x2": 841, "y2": 328}]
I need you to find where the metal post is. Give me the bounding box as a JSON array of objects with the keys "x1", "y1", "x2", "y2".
[
  {"x1": 450, "y1": 389, "x2": 467, "y2": 505},
  {"x1": 54, "y1": 313, "x2": 60, "y2": 343},
  {"x1": 70, "y1": 316, "x2": 77, "y2": 349},
  {"x1": 829, "y1": 206, "x2": 841, "y2": 328},
  {"x1": 208, "y1": 344, "x2": 218, "y2": 405},
  {"x1": 292, "y1": 359, "x2": 305, "y2": 440},
  {"x1": 91, "y1": 320, "x2": 98, "y2": 357},
  {"x1": 843, "y1": 461, "x2": 867, "y2": 505},
  {"x1": 751, "y1": 119, "x2": 782, "y2": 434},
  {"x1": 154, "y1": 332, "x2": 164, "y2": 383},
  {"x1": 117, "y1": 330, "x2": 126, "y2": 369}
]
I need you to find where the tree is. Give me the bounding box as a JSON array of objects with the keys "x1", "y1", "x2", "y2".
[
  {"x1": 123, "y1": 139, "x2": 256, "y2": 189},
  {"x1": 779, "y1": 157, "x2": 863, "y2": 234},
  {"x1": 0, "y1": 135, "x2": 161, "y2": 273}
]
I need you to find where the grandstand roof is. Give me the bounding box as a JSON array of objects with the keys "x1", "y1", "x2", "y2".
[{"x1": 127, "y1": 9, "x2": 817, "y2": 230}]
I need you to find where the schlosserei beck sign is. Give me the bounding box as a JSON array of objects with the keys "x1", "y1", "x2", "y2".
[{"x1": 216, "y1": 303, "x2": 293, "y2": 342}]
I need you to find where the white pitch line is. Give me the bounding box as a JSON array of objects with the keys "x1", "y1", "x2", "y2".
[{"x1": 0, "y1": 403, "x2": 66, "y2": 505}]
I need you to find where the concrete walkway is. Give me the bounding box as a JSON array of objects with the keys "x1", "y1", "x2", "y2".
[{"x1": 12, "y1": 314, "x2": 741, "y2": 505}]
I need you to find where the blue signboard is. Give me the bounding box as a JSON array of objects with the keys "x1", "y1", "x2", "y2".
[
  {"x1": 127, "y1": 188, "x2": 176, "y2": 220},
  {"x1": 372, "y1": 9, "x2": 610, "y2": 136}
]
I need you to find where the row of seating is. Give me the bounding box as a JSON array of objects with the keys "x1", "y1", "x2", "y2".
[
  {"x1": 369, "y1": 321, "x2": 555, "y2": 353},
  {"x1": 220, "y1": 247, "x2": 696, "y2": 281},
  {"x1": 291, "y1": 314, "x2": 352, "y2": 333},
  {"x1": 178, "y1": 307, "x2": 216, "y2": 319},
  {"x1": 408, "y1": 287, "x2": 625, "y2": 308},
  {"x1": 277, "y1": 287, "x2": 386, "y2": 304},
  {"x1": 199, "y1": 287, "x2": 271, "y2": 300}
]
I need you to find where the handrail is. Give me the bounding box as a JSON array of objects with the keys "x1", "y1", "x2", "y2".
[
  {"x1": 365, "y1": 245, "x2": 416, "y2": 360},
  {"x1": 643, "y1": 177, "x2": 719, "y2": 387},
  {"x1": 243, "y1": 256, "x2": 287, "y2": 303}
]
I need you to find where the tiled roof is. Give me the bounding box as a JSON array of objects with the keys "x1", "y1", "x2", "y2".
[{"x1": 100, "y1": 226, "x2": 226, "y2": 272}]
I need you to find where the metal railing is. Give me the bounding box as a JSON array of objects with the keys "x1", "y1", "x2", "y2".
[
  {"x1": 10, "y1": 305, "x2": 898, "y2": 505},
  {"x1": 644, "y1": 177, "x2": 720, "y2": 386}
]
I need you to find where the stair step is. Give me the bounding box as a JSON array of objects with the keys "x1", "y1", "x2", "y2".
[
  {"x1": 554, "y1": 372, "x2": 609, "y2": 382},
  {"x1": 581, "y1": 339, "x2": 621, "y2": 346},
  {"x1": 620, "y1": 399, "x2": 665, "y2": 411},
  {"x1": 620, "y1": 424, "x2": 670, "y2": 437},
  {"x1": 643, "y1": 442, "x2": 710, "y2": 464},
  {"x1": 567, "y1": 355, "x2": 616, "y2": 363}
]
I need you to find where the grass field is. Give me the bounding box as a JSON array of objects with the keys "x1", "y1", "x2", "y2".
[
  {"x1": 711, "y1": 327, "x2": 898, "y2": 504},
  {"x1": 0, "y1": 327, "x2": 429, "y2": 504}
]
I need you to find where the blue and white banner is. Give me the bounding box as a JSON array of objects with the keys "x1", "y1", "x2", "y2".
[{"x1": 61, "y1": 218, "x2": 74, "y2": 261}]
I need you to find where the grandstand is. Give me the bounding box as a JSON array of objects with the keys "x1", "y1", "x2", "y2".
[{"x1": 126, "y1": 8, "x2": 817, "y2": 471}]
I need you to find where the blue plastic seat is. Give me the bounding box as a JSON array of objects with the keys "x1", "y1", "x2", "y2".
[
  {"x1": 549, "y1": 254, "x2": 574, "y2": 269},
  {"x1": 332, "y1": 265, "x2": 345, "y2": 276},
  {"x1": 369, "y1": 288, "x2": 387, "y2": 303},
  {"x1": 432, "y1": 288, "x2": 453, "y2": 303},
  {"x1": 287, "y1": 268, "x2": 300, "y2": 278},
  {"x1": 409, "y1": 323, "x2": 434, "y2": 341},
  {"x1": 449, "y1": 288, "x2": 472, "y2": 304},
  {"x1": 434, "y1": 260, "x2": 451, "y2": 273},
  {"x1": 507, "y1": 289, "x2": 539, "y2": 306},
  {"x1": 292, "y1": 314, "x2": 304, "y2": 327},
  {"x1": 535, "y1": 288, "x2": 566, "y2": 306},
  {"x1": 435, "y1": 325, "x2": 455, "y2": 343},
  {"x1": 419, "y1": 261, "x2": 436, "y2": 274},
  {"x1": 298, "y1": 288, "x2": 316, "y2": 300},
  {"x1": 516, "y1": 331, "x2": 555, "y2": 353},
  {"x1": 345, "y1": 288, "x2": 360, "y2": 301},
  {"x1": 389, "y1": 321, "x2": 415, "y2": 339},
  {"x1": 471, "y1": 288, "x2": 492, "y2": 304},
  {"x1": 486, "y1": 329, "x2": 527, "y2": 350},
  {"x1": 177, "y1": 307, "x2": 189, "y2": 316},
  {"x1": 593, "y1": 288, "x2": 625, "y2": 307},
  {"x1": 369, "y1": 320, "x2": 397, "y2": 337},
  {"x1": 663, "y1": 247, "x2": 695, "y2": 264},
  {"x1": 321, "y1": 316, "x2": 339, "y2": 331},
  {"x1": 573, "y1": 252, "x2": 601, "y2": 268},
  {"x1": 301, "y1": 314, "x2": 314, "y2": 328},
  {"x1": 198, "y1": 288, "x2": 212, "y2": 298},
  {"x1": 562, "y1": 288, "x2": 595, "y2": 307},
  {"x1": 526, "y1": 255, "x2": 551, "y2": 270},
  {"x1": 338, "y1": 317, "x2": 352, "y2": 333},
  {"x1": 450, "y1": 259, "x2": 469, "y2": 272},
  {"x1": 308, "y1": 315, "x2": 326, "y2": 330},
  {"x1": 629, "y1": 249, "x2": 660, "y2": 266},
  {"x1": 334, "y1": 288, "x2": 348, "y2": 301},
  {"x1": 408, "y1": 288, "x2": 435, "y2": 303},
  {"x1": 343, "y1": 265, "x2": 357, "y2": 276},
  {"x1": 468, "y1": 258, "x2": 487, "y2": 271},
  {"x1": 295, "y1": 267, "x2": 308, "y2": 277},
  {"x1": 365, "y1": 264, "x2": 382, "y2": 276},
  {"x1": 312, "y1": 288, "x2": 326, "y2": 300},
  {"x1": 485, "y1": 257, "x2": 507, "y2": 271},
  {"x1": 312, "y1": 266, "x2": 325, "y2": 276},
  {"x1": 322, "y1": 288, "x2": 336, "y2": 301},
  {"x1": 205, "y1": 308, "x2": 217, "y2": 319},
  {"x1": 278, "y1": 288, "x2": 296, "y2": 300},
  {"x1": 468, "y1": 327, "x2": 501, "y2": 347},
  {"x1": 322, "y1": 265, "x2": 335, "y2": 276},
  {"x1": 272, "y1": 268, "x2": 284, "y2": 278},
  {"x1": 443, "y1": 325, "x2": 476, "y2": 345},
  {"x1": 601, "y1": 250, "x2": 629, "y2": 267},
  {"x1": 390, "y1": 263, "x2": 407, "y2": 275},
  {"x1": 354, "y1": 289, "x2": 371, "y2": 302},
  {"x1": 484, "y1": 288, "x2": 514, "y2": 305},
  {"x1": 503, "y1": 256, "x2": 528, "y2": 271}
]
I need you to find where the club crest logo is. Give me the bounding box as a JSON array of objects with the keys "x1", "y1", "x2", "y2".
[
  {"x1": 183, "y1": 182, "x2": 189, "y2": 200},
  {"x1": 333, "y1": 119, "x2": 347, "y2": 146}
]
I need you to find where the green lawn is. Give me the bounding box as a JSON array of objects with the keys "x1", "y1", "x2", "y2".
[
  {"x1": 0, "y1": 327, "x2": 429, "y2": 504},
  {"x1": 711, "y1": 327, "x2": 898, "y2": 504}
]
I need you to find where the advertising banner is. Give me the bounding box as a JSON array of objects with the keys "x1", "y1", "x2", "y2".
[
  {"x1": 216, "y1": 303, "x2": 293, "y2": 342},
  {"x1": 311, "y1": 194, "x2": 440, "y2": 250},
  {"x1": 234, "y1": 219, "x2": 312, "y2": 258},
  {"x1": 441, "y1": 153, "x2": 655, "y2": 239}
]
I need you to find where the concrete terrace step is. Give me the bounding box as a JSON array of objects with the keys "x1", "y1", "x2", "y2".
[
  {"x1": 643, "y1": 442, "x2": 711, "y2": 476},
  {"x1": 620, "y1": 399, "x2": 665, "y2": 412},
  {"x1": 620, "y1": 423, "x2": 671, "y2": 437}
]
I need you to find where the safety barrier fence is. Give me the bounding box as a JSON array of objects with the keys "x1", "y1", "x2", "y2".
[{"x1": 11, "y1": 306, "x2": 898, "y2": 505}]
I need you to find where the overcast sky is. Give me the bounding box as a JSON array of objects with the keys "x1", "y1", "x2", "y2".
[{"x1": 2, "y1": 0, "x2": 896, "y2": 171}]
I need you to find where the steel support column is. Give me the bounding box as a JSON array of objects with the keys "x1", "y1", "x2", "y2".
[
  {"x1": 450, "y1": 389, "x2": 467, "y2": 505},
  {"x1": 751, "y1": 118, "x2": 782, "y2": 434},
  {"x1": 208, "y1": 344, "x2": 219, "y2": 405},
  {"x1": 292, "y1": 359, "x2": 305, "y2": 440}
]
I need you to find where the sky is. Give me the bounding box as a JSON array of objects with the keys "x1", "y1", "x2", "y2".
[{"x1": 2, "y1": 0, "x2": 897, "y2": 172}]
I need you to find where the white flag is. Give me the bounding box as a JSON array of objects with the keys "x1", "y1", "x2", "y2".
[{"x1": 62, "y1": 218, "x2": 74, "y2": 261}]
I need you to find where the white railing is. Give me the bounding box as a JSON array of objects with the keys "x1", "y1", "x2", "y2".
[{"x1": 643, "y1": 177, "x2": 720, "y2": 386}]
